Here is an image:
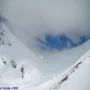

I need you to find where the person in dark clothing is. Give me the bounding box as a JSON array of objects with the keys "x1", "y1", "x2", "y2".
[{"x1": 20, "y1": 65, "x2": 24, "y2": 79}]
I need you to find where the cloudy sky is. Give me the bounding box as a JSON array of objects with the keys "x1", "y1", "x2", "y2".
[{"x1": 0, "y1": 0, "x2": 90, "y2": 56}]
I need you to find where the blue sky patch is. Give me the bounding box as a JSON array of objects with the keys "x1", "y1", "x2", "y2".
[{"x1": 37, "y1": 33, "x2": 89, "y2": 51}]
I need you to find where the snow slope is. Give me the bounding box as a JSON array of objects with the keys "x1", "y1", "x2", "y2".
[
  {"x1": 0, "y1": 22, "x2": 90, "y2": 90},
  {"x1": 39, "y1": 39, "x2": 90, "y2": 76},
  {"x1": 47, "y1": 50, "x2": 90, "y2": 90},
  {"x1": 0, "y1": 22, "x2": 44, "y2": 87}
]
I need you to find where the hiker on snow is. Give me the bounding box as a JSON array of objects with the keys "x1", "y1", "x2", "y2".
[{"x1": 20, "y1": 65, "x2": 24, "y2": 79}]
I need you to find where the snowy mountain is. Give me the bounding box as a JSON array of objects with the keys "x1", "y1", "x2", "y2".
[
  {"x1": 38, "y1": 39, "x2": 90, "y2": 76},
  {"x1": 0, "y1": 22, "x2": 90, "y2": 90},
  {"x1": 47, "y1": 50, "x2": 90, "y2": 90},
  {"x1": 0, "y1": 22, "x2": 45, "y2": 87}
]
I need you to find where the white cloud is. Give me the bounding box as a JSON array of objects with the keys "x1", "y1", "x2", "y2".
[{"x1": 0, "y1": 0, "x2": 89, "y2": 54}]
